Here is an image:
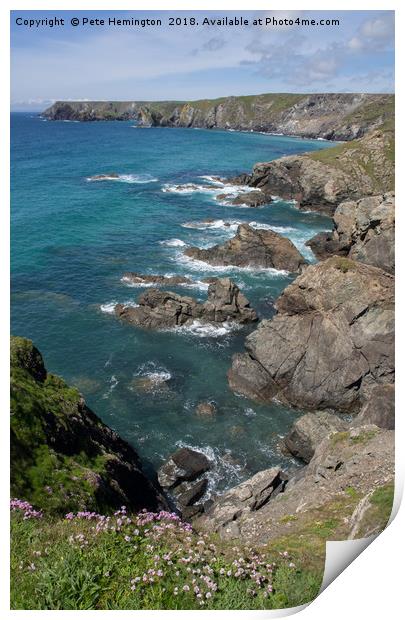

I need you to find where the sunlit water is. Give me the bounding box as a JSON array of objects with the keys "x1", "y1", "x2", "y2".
[{"x1": 11, "y1": 114, "x2": 334, "y2": 496}]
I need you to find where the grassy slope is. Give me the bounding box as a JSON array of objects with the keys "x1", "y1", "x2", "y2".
[{"x1": 10, "y1": 479, "x2": 393, "y2": 610}]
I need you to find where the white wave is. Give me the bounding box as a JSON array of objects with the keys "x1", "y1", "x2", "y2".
[
  {"x1": 170, "y1": 319, "x2": 241, "y2": 338},
  {"x1": 159, "y1": 238, "x2": 187, "y2": 247},
  {"x1": 174, "y1": 441, "x2": 245, "y2": 498},
  {"x1": 181, "y1": 219, "x2": 241, "y2": 231},
  {"x1": 100, "y1": 301, "x2": 117, "y2": 315},
  {"x1": 244, "y1": 407, "x2": 257, "y2": 417},
  {"x1": 100, "y1": 300, "x2": 139, "y2": 314},
  {"x1": 161, "y1": 178, "x2": 256, "y2": 202},
  {"x1": 102, "y1": 375, "x2": 119, "y2": 399},
  {"x1": 87, "y1": 173, "x2": 158, "y2": 184},
  {"x1": 133, "y1": 361, "x2": 172, "y2": 384},
  {"x1": 175, "y1": 252, "x2": 289, "y2": 276},
  {"x1": 248, "y1": 221, "x2": 296, "y2": 233}
]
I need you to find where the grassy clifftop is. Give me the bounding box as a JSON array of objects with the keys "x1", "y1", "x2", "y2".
[
  {"x1": 10, "y1": 336, "x2": 166, "y2": 515},
  {"x1": 43, "y1": 93, "x2": 394, "y2": 141}
]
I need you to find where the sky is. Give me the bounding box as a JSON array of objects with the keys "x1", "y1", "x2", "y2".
[{"x1": 10, "y1": 10, "x2": 395, "y2": 111}]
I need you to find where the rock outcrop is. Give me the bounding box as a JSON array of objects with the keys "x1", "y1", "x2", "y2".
[
  {"x1": 354, "y1": 384, "x2": 395, "y2": 430},
  {"x1": 184, "y1": 224, "x2": 306, "y2": 272},
  {"x1": 284, "y1": 412, "x2": 348, "y2": 463},
  {"x1": 230, "y1": 129, "x2": 394, "y2": 215},
  {"x1": 43, "y1": 94, "x2": 394, "y2": 141},
  {"x1": 196, "y1": 425, "x2": 394, "y2": 543},
  {"x1": 228, "y1": 257, "x2": 394, "y2": 413},
  {"x1": 158, "y1": 447, "x2": 212, "y2": 518},
  {"x1": 115, "y1": 277, "x2": 257, "y2": 329},
  {"x1": 195, "y1": 468, "x2": 288, "y2": 538},
  {"x1": 307, "y1": 193, "x2": 395, "y2": 273},
  {"x1": 10, "y1": 336, "x2": 168, "y2": 514}
]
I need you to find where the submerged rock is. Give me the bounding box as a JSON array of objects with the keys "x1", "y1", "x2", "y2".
[
  {"x1": 284, "y1": 411, "x2": 348, "y2": 463},
  {"x1": 228, "y1": 257, "x2": 394, "y2": 413},
  {"x1": 307, "y1": 193, "x2": 395, "y2": 273},
  {"x1": 157, "y1": 447, "x2": 212, "y2": 490},
  {"x1": 184, "y1": 224, "x2": 306, "y2": 272},
  {"x1": 87, "y1": 173, "x2": 120, "y2": 181},
  {"x1": 195, "y1": 401, "x2": 217, "y2": 418},
  {"x1": 121, "y1": 272, "x2": 193, "y2": 286},
  {"x1": 115, "y1": 277, "x2": 257, "y2": 329}
]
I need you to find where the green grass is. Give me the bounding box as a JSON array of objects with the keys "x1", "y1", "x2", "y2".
[{"x1": 10, "y1": 509, "x2": 321, "y2": 610}]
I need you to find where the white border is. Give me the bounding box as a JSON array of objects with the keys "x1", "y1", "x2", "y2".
[{"x1": 2, "y1": 1, "x2": 403, "y2": 619}]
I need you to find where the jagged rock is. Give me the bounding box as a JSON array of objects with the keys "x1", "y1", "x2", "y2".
[
  {"x1": 228, "y1": 257, "x2": 394, "y2": 413},
  {"x1": 10, "y1": 336, "x2": 168, "y2": 514},
  {"x1": 196, "y1": 468, "x2": 288, "y2": 538},
  {"x1": 195, "y1": 402, "x2": 217, "y2": 418},
  {"x1": 184, "y1": 224, "x2": 306, "y2": 272},
  {"x1": 219, "y1": 191, "x2": 269, "y2": 207},
  {"x1": 354, "y1": 384, "x2": 394, "y2": 430},
  {"x1": 284, "y1": 412, "x2": 348, "y2": 463},
  {"x1": 115, "y1": 277, "x2": 257, "y2": 329},
  {"x1": 121, "y1": 273, "x2": 192, "y2": 286},
  {"x1": 157, "y1": 448, "x2": 211, "y2": 490},
  {"x1": 230, "y1": 130, "x2": 394, "y2": 215},
  {"x1": 307, "y1": 193, "x2": 395, "y2": 273},
  {"x1": 305, "y1": 231, "x2": 344, "y2": 260},
  {"x1": 174, "y1": 478, "x2": 208, "y2": 507},
  {"x1": 196, "y1": 425, "x2": 394, "y2": 544}
]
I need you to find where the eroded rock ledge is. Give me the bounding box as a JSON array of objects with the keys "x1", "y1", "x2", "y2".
[
  {"x1": 195, "y1": 425, "x2": 394, "y2": 543},
  {"x1": 115, "y1": 277, "x2": 257, "y2": 329},
  {"x1": 228, "y1": 256, "x2": 394, "y2": 413},
  {"x1": 184, "y1": 224, "x2": 306, "y2": 272}
]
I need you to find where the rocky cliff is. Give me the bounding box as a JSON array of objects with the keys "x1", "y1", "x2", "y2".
[
  {"x1": 307, "y1": 192, "x2": 395, "y2": 272},
  {"x1": 228, "y1": 256, "x2": 394, "y2": 413},
  {"x1": 230, "y1": 127, "x2": 394, "y2": 215},
  {"x1": 43, "y1": 93, "x2": 394, "y2": 141},
  {"x1": 10, "y1": 336, "x2": 168, "y2": 514},
  {"x1": 196, "y1": 425, "x2": 394, "y2": 545}
]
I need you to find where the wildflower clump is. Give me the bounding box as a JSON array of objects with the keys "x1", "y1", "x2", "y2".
[{"x1": 11, "y1": 500, "x2": 319, "y2": 610}]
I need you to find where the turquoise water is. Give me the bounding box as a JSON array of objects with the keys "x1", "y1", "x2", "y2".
[{"x1": 11, "y1": 113, "x2": 334, "y2": 494}]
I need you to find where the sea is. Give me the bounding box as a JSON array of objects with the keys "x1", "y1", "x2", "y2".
[{"x1": 11, "y1": 113, "x2": 334, "y2": 496}]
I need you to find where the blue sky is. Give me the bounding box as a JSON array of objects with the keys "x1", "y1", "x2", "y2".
[{"x1": 11, "y1": 10, "x2": 394, "y2": 110}]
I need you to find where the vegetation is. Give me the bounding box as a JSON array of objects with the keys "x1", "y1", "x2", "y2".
[{"x1": 10, "y1": 504, "x2": 321, "y2": 610}]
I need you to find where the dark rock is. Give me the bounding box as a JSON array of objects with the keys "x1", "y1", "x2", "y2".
[
  {"x1": 354, "y1": 384, "x2": 394, "y2": 430},
  {"x1": 174, "y1": 478, "x2": 208, "y2": 506},
  {"x1": 115, "y1": 277, "x2": 257, "y2": 329},
  {"x1": 223, "y1": 191, "x2": 269, "y2": 208},
  {"x1": 228, "y1": 257, "x2": 394, "y2": 413},
  {"x1": 158, "y1": 448, "x2": 212, "y2": 490},
  {"x1": 305, "y1": 231, "x2": 344, "y2": 260},
  {"x1": 184, "y1": 224, "x2": 307, "y2": 272},
  {"x1": 284, "y1": 412, "x2": 348, "y2": 463}
]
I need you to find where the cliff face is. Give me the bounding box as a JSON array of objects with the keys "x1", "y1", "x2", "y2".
[
  {"x1": 43, "y1": 93, "x2": 394, "y2": 141},
  {"x1": 10, "y1": 336, "x2": 168, "y2": 514},
  {"x1": 232, "y1": 126, "x2": 394, "y2": 215}
]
